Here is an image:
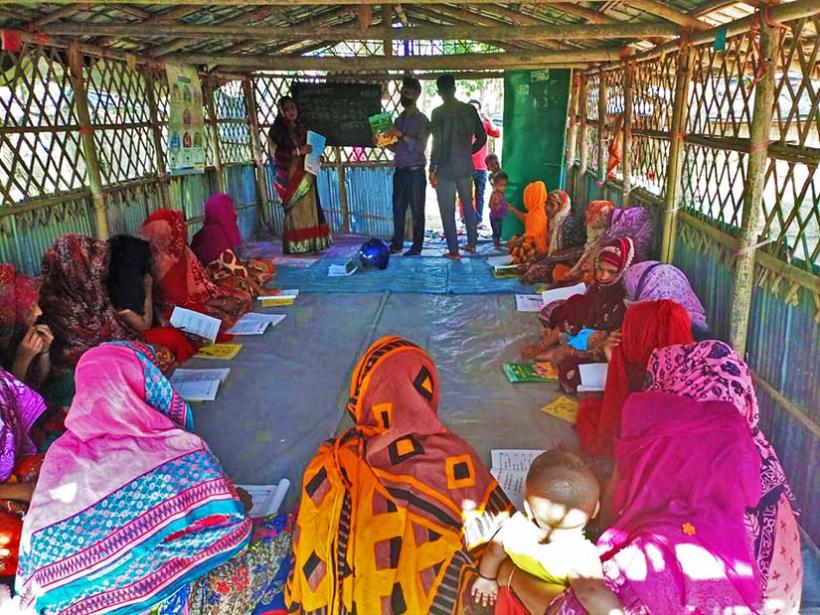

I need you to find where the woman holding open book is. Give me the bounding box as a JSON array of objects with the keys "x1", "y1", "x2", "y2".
[{"x1": 269, "y1": 97, "x2": 332, "y2": 255}]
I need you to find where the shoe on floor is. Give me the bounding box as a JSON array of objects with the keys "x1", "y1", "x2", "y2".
[
  {"x1": 443, "y1": 252, "x2": 461, "y2": 260},
  {"x1": 404, "y1": 248, "x2": 422, "y2": 256}
]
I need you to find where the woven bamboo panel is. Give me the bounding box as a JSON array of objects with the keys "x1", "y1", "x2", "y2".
[
  {"x1": 213, "y1": 79, "x2": 252, "y2": 165},
  {"x1": 85, "y1": 56, "x2": 157, "y2": 185},
  {"x1": 0, "y1": 43, "x2": 88, "y2": 204}
]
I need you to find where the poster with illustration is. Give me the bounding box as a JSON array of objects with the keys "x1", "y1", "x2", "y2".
[{"x1": 166, "y1": 64, "x2": 205, "y2": 175}]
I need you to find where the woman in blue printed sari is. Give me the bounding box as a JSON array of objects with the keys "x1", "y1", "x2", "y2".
[{"x1": 16, "y1": 342, "x2": 291, "y2": 614}]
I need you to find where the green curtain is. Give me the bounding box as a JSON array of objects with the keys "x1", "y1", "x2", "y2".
[{"x1": 501, "y1": 69, "x2": 571, "y2": 239}]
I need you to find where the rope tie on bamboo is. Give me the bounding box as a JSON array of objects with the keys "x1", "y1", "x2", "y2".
[
  {"x1": 736, "y1": 236, "x2": 774, "y2": 257},
  {"x1": 749, "y1": 139, "x2": 775, "y2": 154},
  {"x1": 79, "y1": 126, "x2": 93, "y2": 136}
]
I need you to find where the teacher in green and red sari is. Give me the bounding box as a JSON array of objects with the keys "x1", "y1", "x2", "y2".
[{"x1": 269, "y1": 97, "x2": 332, "y2": 254}]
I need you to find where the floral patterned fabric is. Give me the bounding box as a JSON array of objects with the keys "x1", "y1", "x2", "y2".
[{"x1": 0, "y1": 264, "x2": 40, "y2": 340}]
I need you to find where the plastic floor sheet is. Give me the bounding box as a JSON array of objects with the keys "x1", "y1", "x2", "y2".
[{"x1": 189, "y1": 292, "x2": 574, "y2": 491}]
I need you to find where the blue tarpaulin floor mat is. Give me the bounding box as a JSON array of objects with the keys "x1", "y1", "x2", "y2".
[{"x1": 246, "y1": 235, "x2": 533, "y2": 295}]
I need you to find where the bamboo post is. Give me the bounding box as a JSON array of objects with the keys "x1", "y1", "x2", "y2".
[
  {"x1": 141, "y1": 64, "x2": 169, "y2": 204},
  {"x1": 597, "y1": 72, "x2": 608, "y2": 188},
  {"x1": 565, "y1": 72, "x2": 580, "y2": 188},
  {"x1": 204, "y1": 78, "x2": 225, "y2": 193},
  {"x1": 67, "y1": 43, "x2": 109, "y2": 240},
  {"x1": 660, "y1": 45, "x2": 694, "y2": 263},
  {"x1": 335, "y1": 147, "x2": 350, "y2": 234},
  {"x1": 621, "y1": 62, "x2": 634, "y2": 206},
  {"x1": 241, "y1": 78, "x2": 272, "y2": 227},
  {"x1": 576, "y1": 75, "x2": 589, "y2": 206},
  {"x1": 729, "y1": 15, "x2": 780, "y2": 356}
]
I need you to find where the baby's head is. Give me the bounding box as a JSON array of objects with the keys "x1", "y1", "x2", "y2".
[
  {"x1": 492, "y1": 171, "x2": 508, "y2": 194},
  {"x1": 486, "y1": 153, "x2": 501, "y2": 174},
  {"x1": 524, "y1": 450, "x2": 599, "y2": 533}
]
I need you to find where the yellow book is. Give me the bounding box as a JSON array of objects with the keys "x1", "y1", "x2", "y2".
[
  {"x1": 194, "y1": 343, "x2": 242, "y2": 361},
  {"x1": 261, "y1": 297, "x2": 295, "y2": 307},
  {"x1": 540, "y1": 396, "x2": 579, "y2": 424}
]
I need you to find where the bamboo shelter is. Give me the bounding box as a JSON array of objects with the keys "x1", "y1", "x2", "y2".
[{"x1": 0, "y1": 0, "x2": 818, "y2": 545}]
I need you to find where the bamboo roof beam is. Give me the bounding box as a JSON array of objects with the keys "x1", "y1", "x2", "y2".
[
  {"x1": 19, "y1": 0, "x2": 613, "y2": 4},
  {"x1": 27, "y1": 5, "x2": 80, "y2": 28},
  {"x1": 168, "y1": 48, "x2": 622, "y2": 70},
  {"x1": 622, "y1": 0, "x2": 710, "y2": 30},
  {"x1": 549, "y1": 3, "x2": 616, "y2": 25},
  {"x1": 43, "y1": 21, "x2": 682, "y2": 41},
  {"x1": 97, "y1": 6, "x2": 200, "y2": 47}
]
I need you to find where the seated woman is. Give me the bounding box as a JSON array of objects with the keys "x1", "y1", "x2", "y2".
[
  {"x1": 507, "y1": 181, "x2": 550, "y2": 258},
  {"x1": 0, "y1": 264, "x2": 53, "y2": 386},
  {"x1": 39, "y1": 234, "x2": 137, "y2": 370},
  {"x1": 622, "y1": 260, "x2": 709, "y2": 339},
  {"x1": 287, "y1": 336, "x2": 512, "y2": 613},
  {"x1": 522, "y1": 190, "x2": 586, "y2": 285},
  {"x1": 646, "y1": 340, "x2": 803, "y2": 613},
  {"x1": 191, "y1": 193, "x2": 275, "y2": 296},
  {"x1": 553, "y1": 200, "x2": 654, "y2": 285},
  {"x1": 575, "y1": 299, "x2": 694, "y2": 456},
  {"x1": 0, "y1": 369, "x2": 47, "y2": 580},
  {"x1": 522, "y1": 238, "x2": 634, "y2": 388},
  {"x1": 16, "y1": 342, "x2": 292, "y2": 613},
  {"x1": 140, "y1": 208, "x2": 252, "y2": 329},
  {"x1": 108, "y1": 234, "x2": 196, "y2": 366},
  {"x1": 505, "y1": 392, "x2": 763, "y2": 614}
]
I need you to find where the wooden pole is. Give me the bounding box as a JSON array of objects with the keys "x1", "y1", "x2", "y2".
[
  {"x1": 621, "y1": 62, "x2": 634, "y2": 206},
  {"x1": 335, "y1": 147, "x2": 350, "y2": 234},
  {"x1": 660, "y1": 45, "x2": 694, "y2": 263},
  {"x1": 241, "y1": 78, "x2": 272, "y2": 228},
  {"x1": 67, "y1": 43, "x2": 109, "y2": 241},
  {"x1": 576, "y1": 75, "x2": 589, "y2": 206},
  {"x1": 167, "y1": 49, "x2": 621, "y2": 70},
  {"x1": 597, "y1": 73, "x2": 608, "y2": 187},
  {"x1": 729, "y1": 14, "x2": 780, "y2": 356},
  {"x1": 622, "y1": 0, "x2": 709, "y2": 29},
  {"x1": 142, "y1": 65, "x2": 168, "y2": 203},
  {"x1": 44, "y1": 21, "x2": 683, "y2": 41},
  {"x1": 565, "y1": 72, "x2": 580, "y2": 188},
  {"x1": 39, "y1": 0, "x2": 619, "y2": 6},
  {"x1": 203, "y1": 79, "x2": 225, "y2": 193}
]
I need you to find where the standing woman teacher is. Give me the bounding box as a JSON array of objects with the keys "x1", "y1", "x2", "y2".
[{"x1": 269, "y1": 97, "x2": 332, "y2": 254}]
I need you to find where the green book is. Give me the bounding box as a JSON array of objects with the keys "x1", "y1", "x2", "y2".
[
  {"x1": 493, "y1": 264, "x2": 525, "y2": 279},
  {"x1": 369, "y1": 112, "x2": 397, "y2": 147},
  {"x1": 502, "y1": 362, "x2": 558, "y2": 383}
]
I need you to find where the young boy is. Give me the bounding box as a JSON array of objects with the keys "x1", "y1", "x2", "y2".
[
  {"x1": 472, "y1": 450, "x2": 623, "y2": 614},
  {"x1": 488, "y1": 171, "x2": 509, "y2": 250}
]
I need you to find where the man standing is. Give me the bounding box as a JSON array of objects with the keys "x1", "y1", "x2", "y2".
[
  {"x1": 386, "y1": 77, "x2": 430, "y2": 256},
  {"x1": 468, "y1": 99, "x2": 501, "y2": 227},
  {"x1": 429, "y1": 75, "x2": 487, "y2": 259}
]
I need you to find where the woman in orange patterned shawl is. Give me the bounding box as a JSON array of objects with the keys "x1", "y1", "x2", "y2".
[{"x1": 287, "y1": 336, "x2": 512, "y2": 614}]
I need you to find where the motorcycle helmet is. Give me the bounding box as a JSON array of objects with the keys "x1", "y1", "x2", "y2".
[{"x1": 358, "y1": 237, "x2": 390, "y2": 270}]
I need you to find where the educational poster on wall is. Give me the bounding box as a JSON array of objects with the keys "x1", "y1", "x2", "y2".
[{"x1": 166, "y1": 63, "x2": 206, "y2": 175}]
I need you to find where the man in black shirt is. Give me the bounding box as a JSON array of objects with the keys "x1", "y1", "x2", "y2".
[{"x1": 429, "y1": 75, "x2": 487, "y2": 259}]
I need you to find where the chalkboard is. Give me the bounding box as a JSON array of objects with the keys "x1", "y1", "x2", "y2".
[{"x1": 291, "y1": 82, "x2": 383, "y2": 147}]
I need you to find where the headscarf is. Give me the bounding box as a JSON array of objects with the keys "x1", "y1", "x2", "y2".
[
  {"x1": 17, "y1": 342, "x2": 251, "y2": 614},
  {"x1": 39, "y1": 234, "x2": 136, "y2": 367},
  {"x1": 140, "y1": 208, "x2": 249, "y2": 324},
  {"x1": 622, "y1": 261, "x2": 708, "y2": 330},
  {"x1": 646, "y1": 340, "x2": 798, "y2": 585},
  {"x1": 0, "y1": 264, "x2": 41, "y2": 339},
  {"x1": 550, "y1": 238, "x2": 634, "y2": 334},
  {"x1": 547, "y1": 190, "x2": 571, "y2": 254},
  {"x1": 0, "y1": 368, "x2": 46, "y2": 483},
  {"x1": 576, "y1": 299, "x2": 694, "y2": 457},
  {"x1": 583, "y1": 200, "x2": 616, "y2": 251},
  {"x1": 107, "y1": 235, "x2": 152, "y2": 315},
  {"x1": 522, "y1": 181, "x2": 549, "y2": 254},
  {"x1": 191, "y1": 193, "x2": 243, "y2": 266},
  {"x1": 604, "y1": 206, "x2": 655, "y2": 263},
  {"x1": 287, "y1": 336, "x2": 511, "y2": 614}
]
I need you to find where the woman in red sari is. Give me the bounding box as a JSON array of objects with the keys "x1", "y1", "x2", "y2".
[
  {"x1": 140, "y1": 208, "x2": 252, "y2": 330},
  {"x1": 269, "y1": 97, "x2": 332, "y2": 255}
]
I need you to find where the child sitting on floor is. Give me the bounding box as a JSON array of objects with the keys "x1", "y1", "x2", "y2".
[
  {"x1": 472, "y1": 450, "x2": 623, "y2": 613},
  {"x1": 488, "y1": 172, "x2": 509, "y2": 249}
]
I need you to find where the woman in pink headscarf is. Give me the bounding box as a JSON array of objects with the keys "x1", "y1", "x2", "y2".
[
  {"x1": 191, "y1": 193, "x2": 275, "y2": 294},
  {"x1": 646, "y1": 340, "x2": 803, "y2": 613},
  {"x1": 494, "y1": 392, "x2": 764, "y2": 615}
]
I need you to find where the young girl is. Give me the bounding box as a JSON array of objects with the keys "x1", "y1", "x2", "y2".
[{"x1": 488, "y1": 172, "x2": 509, "y2": 249}]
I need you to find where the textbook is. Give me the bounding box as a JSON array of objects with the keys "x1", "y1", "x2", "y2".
[
  {"x1": 236, "y1": 479, "x2": 291, "y2": 518},
  {"x1": 492, "y1": 263, "x2": 525, "y2": 278},
  {"x1": 194, "y1": 343, "x2": 242, "y2": 360},
  {"x1": 169, "y1": 307, "x2": 220, "y2": 343},
  {"x1": 502, "y1": 361, "x2": 558, "y2": 383},
  {"x1": 541, "y1": 396, "x2": 579, "y2": 424},
  {"x1": 259, "y1": 289, "x2": 299, "y2": 307},
  {"x1": 490, "y1": 449, "x2": 545, "y2": 511},
  {"x1": 369, "y1": 111, "x2": 397, "y2": 147},
  {"x1": 228, "y1": 313, "x2": 286, "y2": 336},
  {"x1": 170, "y1": 368, "x2": 230, "y2": 402}
]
